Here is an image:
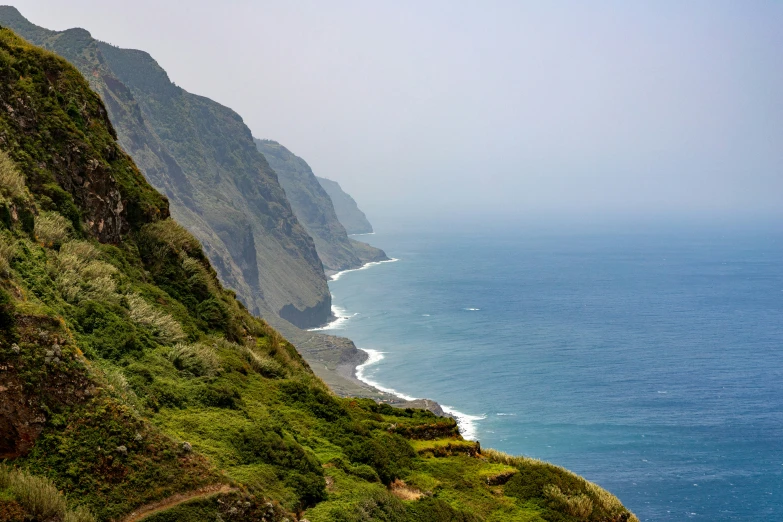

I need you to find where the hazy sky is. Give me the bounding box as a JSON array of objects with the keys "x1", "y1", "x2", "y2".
[{"x1": 11, "y1": 1, "x2": 783, "y2": 220}]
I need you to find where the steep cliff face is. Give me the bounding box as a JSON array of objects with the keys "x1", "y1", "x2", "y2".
[
  {"x1": 316, "y1": 176, "x2": 374, "y2": 235},
  {"x1": 255, "y1": 139, "x2": 387, "y2": 272},
  {"x1": 0, "y1": 7, "x2": 331, "y2": 329}
]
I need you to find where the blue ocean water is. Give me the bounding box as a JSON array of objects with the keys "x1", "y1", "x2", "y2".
[{"x1": 318, "y1": 220, "x2": 783, "y2": 521}]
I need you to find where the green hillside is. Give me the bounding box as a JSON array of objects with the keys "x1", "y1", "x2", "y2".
[{"x1": 0, "y1": 27, "x2": 637, "y2": 522}]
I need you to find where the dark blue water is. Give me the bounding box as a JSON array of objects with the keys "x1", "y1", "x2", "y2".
[{"x1": 318, "y1": 221, "x2": 783, "y2": 521}]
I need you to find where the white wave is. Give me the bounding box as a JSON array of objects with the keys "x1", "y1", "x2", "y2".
[
  {"x1": 349, "y1": 232, "x2": 376, "y2": 236},
  {"x1": 355, "y1": 350, "x2": 485, "y2": 440},
  {"x1": 496, "y1": 413, "x2": 516, "y2": 416},
  {"x1": 355, "y1": 349, "x2": 417, "y2": 401},
  {"x1": 441, "y1": 405, "x2": 486, "y2": 441},
  {"x1": 330, "y1": 258, "x2": 399, "y2": 281},
  {"x1": 464, "y1": 307, "x2": 481, "y2": 311},
  {"x1": 422, "y1": 314, "x2": 431, "y2": 317},
  {"x1": 307, "y1": 304, "x2": 357, "y2": 331}
]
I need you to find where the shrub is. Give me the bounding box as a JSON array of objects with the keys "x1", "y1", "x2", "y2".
[
  {"x1": 64, "y1": 505, "x2": 97, "y2": 522},
  {"x1": 0, "y1": 149, "x2": 26, "y2": 200},
  {"x1": 241, "y1": 345, "x2": 285, "y2": 378},
  {"x1": 345, "y1": 433, "x2": 416, "y2": 485},
  {"x1": 127, "y1": 293, "x2": 185, "y2": 344},
  {"x1": 0, "y1": 463, "x2": 66, "y2": 520},
  {"x1": 167, "y1": 342, "x2": 220, "y2": 376},
  {"x1": 0, "y1": 234, "x2": 16, "y2": 276},
  {"x1": 142, "y1": 219, "x2": 202, "y2": 257},
  {"x1": 53, "y1": 241, "x2": 118, "y2": 302},
  {"x1": 34, "y1": 211, "x2": 72, "y2": 247},
  {"x1": 544, "y1": 484, "x2": 593, "y2": 518}
]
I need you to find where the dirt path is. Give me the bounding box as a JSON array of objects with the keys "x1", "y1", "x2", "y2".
[{"x1": 120, "y1": 484, "x2": 235, "y2": 522}]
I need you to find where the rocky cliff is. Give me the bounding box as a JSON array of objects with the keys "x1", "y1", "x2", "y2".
[
  {"x1": 0, "y1": 6, "x2": 331, "y2": 329},
  {"x1": 255, "y1": 139, "x2": 387, "y2": 272},
  {"x1": 316, "y1": 175, "x2": 374, "y2": 235}
]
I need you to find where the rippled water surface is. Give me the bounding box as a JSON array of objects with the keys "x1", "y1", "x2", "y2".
[{"x1": 318, "y1": 220, "x2": 783, "y2": 521}]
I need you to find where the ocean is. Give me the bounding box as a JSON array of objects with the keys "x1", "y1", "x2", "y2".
[{"x1": 316, "y1": 219, "x2": 783, "y2": 521}]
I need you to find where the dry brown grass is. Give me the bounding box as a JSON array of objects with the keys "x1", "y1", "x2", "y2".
[{"x1": 388, "y1": 479, "x2": 422, "y2": 501}]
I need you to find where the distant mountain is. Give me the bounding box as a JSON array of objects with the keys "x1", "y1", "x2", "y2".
[
  {"x1": 255, "y1": 139, "x2": 387, "y2": 272},
  {"x1": 0, "y1": 6, "x2": 330, "y2": 329},
  {"x1": 316, "y1": 176, "x2": 374, "y2": 235}
]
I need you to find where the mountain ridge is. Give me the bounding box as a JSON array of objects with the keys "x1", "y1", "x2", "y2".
[
  {"x1": 254, "y1": 138, "x2": 388, "y2": 273},
  {"x1": 0, "y1": 5, "x2": 331, "y2": 329}
]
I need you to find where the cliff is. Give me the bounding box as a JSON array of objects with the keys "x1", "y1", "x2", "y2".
[
  {"x1": 316, "y1": 176, "x2": 375, "y2": 235},
  {"x1": 0, "y1": 28, "x2": 638, "y2": 522},
  {"x1": 0, "y1": 6, "x2": 331, "y2": 329},
  {"x1": 255, "y1": 139, "x2": 387, "y2": 271}
]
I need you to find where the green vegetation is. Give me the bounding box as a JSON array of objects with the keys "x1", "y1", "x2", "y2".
[
  {"x1": 0, "y1": 463, "x2": 96, "y2": 522},
  {"x1": 0, "y1": 23, "x2": 637, "y2": 522}
]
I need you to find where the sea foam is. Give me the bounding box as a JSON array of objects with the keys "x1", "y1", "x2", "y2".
[
  {"x1": 330, "y1": 258, "x2": 399, "y2": 282},
  {"x1": 307, "y1": 303, "x2": 357, "y2": 331},
  {"x1": 355, "y1": 348, "x2": 484, "y2": 440}
]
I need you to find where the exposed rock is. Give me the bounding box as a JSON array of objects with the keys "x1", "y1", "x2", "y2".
[{"x1": 181, "y1": 441, "x2": 192, "y2": 453}]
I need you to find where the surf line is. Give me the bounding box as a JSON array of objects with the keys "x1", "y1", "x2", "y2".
[
  {"x1": 330, "y1": 258, "x2": 399, "y2": 282},
  {"x1": 354, "y1": 349, "x2": 486, "y2": 441}
]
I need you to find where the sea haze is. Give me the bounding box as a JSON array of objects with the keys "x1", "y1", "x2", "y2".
[{"x1": 317, "y1": 220, "x2": 783, "y2": 522}]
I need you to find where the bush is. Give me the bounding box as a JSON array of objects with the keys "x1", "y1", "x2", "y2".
[
  {"x1": 127, "y1": 293, "x2": 185, "y2": 344},
  {"x1": 167, "y1": 342, "x2": 220, "y2": 376},
  {"x1": 0, "y1": 149, "x2": 26, "y2": 201},
  {"x1": 544, "y1": 484, "x2": 593, "y2": 518},
  {"x1": 72, "y1": 300, "x2": 149, "y2": 360},
  {"x1": 241, "y1": 345, "x2": 285, "y2": 378},
  {"x1": 53, "y1": 241, "x2": 118, "y2": 303},
  {"x1": 64, "y1": 505, "x2": 97, "y2": 522},
  {"x1": 345, "y1": 433, "x2": 416, "y2": 485},
  {"x1": 34, "y1": 211, "x2": 72, "y2": 247},
  {"x1": 0, "y1": 463, "x2": 65, "y2": 520},
  {"x1": 0, "y1": 234, "x2": 16, "y2": 276}
]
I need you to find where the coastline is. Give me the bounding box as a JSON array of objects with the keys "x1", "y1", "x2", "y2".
[{"x1": 311, "y1": 257, "x2": 485, "y2": 441}]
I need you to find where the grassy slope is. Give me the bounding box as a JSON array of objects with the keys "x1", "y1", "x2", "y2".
[{"x1": 0, "y1": 28, "x2": 637, "y2": 522}]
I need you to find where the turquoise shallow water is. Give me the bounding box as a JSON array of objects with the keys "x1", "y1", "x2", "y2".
[{"x1": 317, "y1": 220, "x2": 783, "y2": 521}]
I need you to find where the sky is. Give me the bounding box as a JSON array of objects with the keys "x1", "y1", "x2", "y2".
[{"x1": 9, "y1": 1, "x2": 783, "y2": 221}]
